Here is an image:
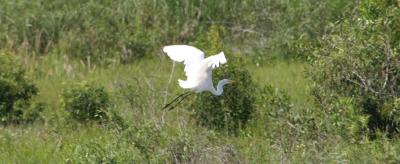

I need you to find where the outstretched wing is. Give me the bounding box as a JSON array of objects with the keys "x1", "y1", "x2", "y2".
[
  {"x1": 163, "y1": 45, "x2": 205, "y2": 76},
  {"x1": 203, "y1": 52, "x2": 227, "y2": 69}
]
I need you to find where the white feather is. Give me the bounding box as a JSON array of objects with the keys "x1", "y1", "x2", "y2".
[
  {"x1": 163, "y1": 45, "x2": 230, "y2": 95},
  {"x1": 163, "y1": 45, "x2": 205, "y2": 76}
]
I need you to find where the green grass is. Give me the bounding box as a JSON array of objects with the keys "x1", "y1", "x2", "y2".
[
  {"x1": 1, "y1": 56, "x2": 399, "y2": 163},
  {"x1": 1, "y1": 0, "x2": 400, "y2": 163},
  {"x1": 251, "y1": 61, "x2": 312, "y2": 108}
]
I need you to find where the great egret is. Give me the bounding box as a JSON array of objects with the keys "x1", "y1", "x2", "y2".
[{"x1": 162, "y1": 45, "x2": 234, "y2": 110}]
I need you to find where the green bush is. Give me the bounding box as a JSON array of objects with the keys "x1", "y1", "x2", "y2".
[
  {"x1": 190, "y1": 57, "x2": 256, "y2": 133},
  {"x1": 62, "y1": 81, "x2": 110, "y2": 122},
  {"x1": 307, "y1": 2, "x2": 400, "y2": 137},
  {"x1": 0, "y1": 53, "x2": 41, "y2": 124},
  {"x1": 257, "y1": 85, "x2": 318, "y2": 143},
  {"x1": 189, "y1": 24, "x2": 255, "y2": 133},
  {"x1": 258, "y1": 85, "x2": 294, "y2": 125}
]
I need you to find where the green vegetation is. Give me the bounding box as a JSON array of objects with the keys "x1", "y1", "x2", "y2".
[
  {"x1": 191, "y1": 57, "x2": 256, "y2": 133},
  {"x1": 190, "y1": 24, "x2": 257, "y2": 133},
  {"x1": 1, "y1": 0, "x2": 400, "y2": 163},
  {"x1": 0, "y1": 53, "x2": 42, "y2": 124},
  {"x1": 308, "y1": 0, "x2": 400, "y2": 138},
  {"x1": 62, "y1": 81, "x2": 110, "y2": 122}
]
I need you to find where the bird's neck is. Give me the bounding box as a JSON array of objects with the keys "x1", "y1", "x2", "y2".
[{"x1": 211, "y1": 80, "x2": 229, "y2": 96}]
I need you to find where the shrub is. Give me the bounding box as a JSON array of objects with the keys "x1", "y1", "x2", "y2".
[
  {"x1": 62, "y1": 81, "x2": 110, "y2": 122},
  {"x1": 189, "y1": 24, "x2": 256, "y2": 133},
  {"x1": 258, "y1": 85, "x2": 314, "y2": 147},
  {"x1": 258, "y1": 85, "x2": 294, "y2": 127},
  {"x1": 0, "y1": 52, "x2": 41, "y2": 124},
  {"x1": 190, "y1": 57, "x2": 256, "y2": 133},
  {"x1": 307, "y1": 1, "x2": 400, "y2": 137}
]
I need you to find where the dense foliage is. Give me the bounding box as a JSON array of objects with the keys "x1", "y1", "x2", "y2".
[
  {"x1": 188, "y1": 24, "x2": 255, "y2": 133},
  {"x1": 308, "y1": 0, "x2": 400, "y2": 137},
  {"x1": 0, "y1": 0, "x2": 354, "y2": 63},
  {"x1": 62, "y1": 82, "x2": 110, "y2": 122},
  {"x1": 191, "y1": 58, "x2": 256, "y2": 133},
  {"x1": 0, "y1": 53, "x2": 42, "y2": 124}
]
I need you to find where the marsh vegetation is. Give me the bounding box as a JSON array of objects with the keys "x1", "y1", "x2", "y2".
[{"x1": 1, "y1": 0, "x2": 400, "y2": 163}]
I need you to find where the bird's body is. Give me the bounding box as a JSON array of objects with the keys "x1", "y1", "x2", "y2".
[{"x1": 163, "y1": 45, "x2": 231, "y2": 96}]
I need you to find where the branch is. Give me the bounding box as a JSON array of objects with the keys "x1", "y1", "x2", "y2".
[
  {"x1": 350, "y1": 70, "x2": 380, "y2": 95},
  {"x1": 382, "y1": 40, "x2": 391, "y2": 91}
]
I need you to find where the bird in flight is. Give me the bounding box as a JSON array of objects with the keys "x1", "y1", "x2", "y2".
[{"x1": 162, "y1": 45, "x2": 234, "y2": 110}]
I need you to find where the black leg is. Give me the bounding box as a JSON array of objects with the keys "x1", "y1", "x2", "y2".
[
  {"x1": 163, "y1": 91, "x2": 191, "y2": 110},
  {"x1": 167, "y1": 92, "x2": 194, "y2": 111}
]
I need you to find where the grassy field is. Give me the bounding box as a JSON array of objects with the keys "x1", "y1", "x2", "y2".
[
  {"x1": 1, "y1": 0, "x2": 400, "y2": 163},
  {"x1": 1, "y1": 57, "x2": 311, "y2": 163},
  {"x1": 1, "y1": 56, "x2": 400, "y2": 163}
]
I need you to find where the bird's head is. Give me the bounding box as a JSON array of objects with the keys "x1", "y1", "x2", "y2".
[
  {"x1": 219, "y1": 79, "x2": 237, "y2": 85},
  {"x1": 228, "y1": 80, "x2": 237, "y2": 85},
  {"x1": 218, "y1": 79, "x2": 236, "y2": 86}
]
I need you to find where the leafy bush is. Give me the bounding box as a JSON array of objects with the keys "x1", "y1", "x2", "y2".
[
  {"x1": 62, "y1": 81, "x2": 110, "y2": 122},
  {"x1": 189, "y1": 24, "x2": 256, "y2": 133},
  {"x1": 190, "y1": 57, "x2": 256, "y2": 133},
  {"x1": 0, "y1": 53, "x2": 42, "y2": 124},
  {"x1": 257, "y1": 85, "x2": 317, "y2": 149},
  {"x1": 307, "y1": 1, "x2": 400, "y2": 137}
]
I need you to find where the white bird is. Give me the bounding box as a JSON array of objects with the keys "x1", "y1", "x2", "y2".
[
  {"x1": 163, "y1": 45, "x2": 234, "y2": 95},
  {"x1": 162, "y1": 45, "x2": 234, "y2": 110}
]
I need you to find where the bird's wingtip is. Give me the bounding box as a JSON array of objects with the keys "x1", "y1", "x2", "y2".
[
  {"x1": 218, "y1": 51, "x2": 227, "y2": 64},
  {"x1": 162, "y1": 45, "x2": 170, "y2": 53}
]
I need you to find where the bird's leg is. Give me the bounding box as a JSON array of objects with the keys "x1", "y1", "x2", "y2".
[
  {"x1": 167, "y1": 92, "x2": 194, "y2": 111},
  {"x1": 162, "y1": 92, "x2": 189, "y2": 111},
  {"x1": 162, "y1": 91, "x2": 191, "y2": 110}
]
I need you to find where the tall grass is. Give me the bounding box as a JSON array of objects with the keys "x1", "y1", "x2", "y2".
[
  {"x1": 1, "y1": 0, "x2": 400, "y2": 163},
  {"x1": 0, "y1": 56, "x2": 399, "y2": 163},
  {"x1": 0, "y1": 0, "x2": 355, "y2": 62}
]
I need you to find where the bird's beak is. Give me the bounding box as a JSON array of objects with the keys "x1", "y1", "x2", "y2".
[{"x1": 229, "y1": 80, "x2": 238, "y2": 85}]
